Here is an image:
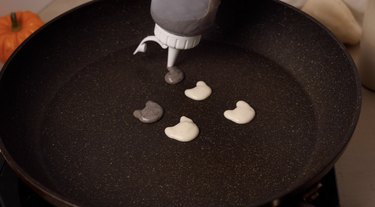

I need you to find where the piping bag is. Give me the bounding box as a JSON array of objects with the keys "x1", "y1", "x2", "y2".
[{"x1": 134, "y1": 0, "x2": 221, "y2": 68}]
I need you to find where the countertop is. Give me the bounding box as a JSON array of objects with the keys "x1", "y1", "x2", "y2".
[
  {"x1": 336, "y1": 87, "x2": 375, "y2": 207},
  {"x1": 1, "y1": 1, "x2": 375, "y2": 206},
  {"x1": 336, "y1": 45, "x2": 375, "y2": 207}
]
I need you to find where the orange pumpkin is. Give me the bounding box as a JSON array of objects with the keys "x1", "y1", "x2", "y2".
[{"x1": 0, "y1": 11, "x2": 43, "y2": 63}]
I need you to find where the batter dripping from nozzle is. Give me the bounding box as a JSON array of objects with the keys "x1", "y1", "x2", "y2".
[
  {"x1": 133, "y1": 0, "x2": 221, "y2": 84},
  {"x1": 164, "y1": 66, "x2": 184, "y2": 85}
]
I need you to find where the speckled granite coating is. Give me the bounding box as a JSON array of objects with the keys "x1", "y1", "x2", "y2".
[{"x1": 0, "y1": 0, "x2": 360, "y2": 207}]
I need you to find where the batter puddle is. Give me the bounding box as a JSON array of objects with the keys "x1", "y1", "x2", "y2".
[
  {"x1": 164, "y1": 66, "x2": 184, "y2": 84},
  {"x1": 164, "y1": 116, "x2": 199, "y2": 142},
  {"x1": 184, "y1": 81, "x2": 212, "y2": 101},
  {"x1": 133, "y1": 101, "x2": 164, "y2": 123},
  {"x1": 224, "y1": 100, "x2": 255, "y2": 124}
]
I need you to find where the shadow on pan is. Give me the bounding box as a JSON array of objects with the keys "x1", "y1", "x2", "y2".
[{"x1": 0, "y1": 0, "x2": 361, "y2": 206}]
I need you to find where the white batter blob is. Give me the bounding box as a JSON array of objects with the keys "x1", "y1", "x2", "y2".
[
  {"x1": 164, "y1": 116, "x2": 199, "y2": 142},
  {"x1": 224, "y1": 101, "x2": 256, "y2": 124},
  {"x1": 184, "y1": 81, "x2": 212, "y2": 101}
]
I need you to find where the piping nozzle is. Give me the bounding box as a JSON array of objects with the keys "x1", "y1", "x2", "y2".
[{"x1": 134, "y1": 24, "x2": 201, "y2": 67}]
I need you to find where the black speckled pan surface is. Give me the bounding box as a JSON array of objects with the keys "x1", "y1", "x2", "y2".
[{"x1": 0, "y1": 0, "x2": 361, "y2": 207}]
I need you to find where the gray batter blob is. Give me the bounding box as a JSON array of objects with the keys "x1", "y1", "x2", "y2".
[
  {"x1": 133, "y1": 101, "x2": 164, "y2": 123},
  {"x1": 164, "y1": 66, "x2": 184, "y2": 84}
]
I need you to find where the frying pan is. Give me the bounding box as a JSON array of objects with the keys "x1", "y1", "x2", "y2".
[{"x1": 0, "y1": 0, "x2": 361, "y2": 206}]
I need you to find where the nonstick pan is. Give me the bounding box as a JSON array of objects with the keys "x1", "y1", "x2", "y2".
[{"x1": 0, "y1": 0, "x2": 361, "y2": 206}]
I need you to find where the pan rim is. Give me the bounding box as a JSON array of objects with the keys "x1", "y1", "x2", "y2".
[
  {"x1": 0, "y1": 0, "x2": 362, "y2": 206},
  {"x1": 0, "y1": 0, "x2": 100, "y2": 206},
  {"x1": 255, "y1": 0, "x2": 362, "y2": 205}
]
